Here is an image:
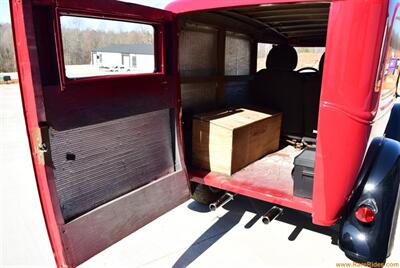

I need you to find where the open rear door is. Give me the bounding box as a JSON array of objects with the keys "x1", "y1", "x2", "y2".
[{"x1": 10, "y1": 0, "x2": 189, "y2": 266}]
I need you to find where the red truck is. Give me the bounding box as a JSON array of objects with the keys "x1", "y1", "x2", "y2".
[{"x1": 10, "y1": 0, "x2": 400, "y2": 266}]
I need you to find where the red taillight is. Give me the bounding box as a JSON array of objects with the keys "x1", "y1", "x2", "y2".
[{"x1": 355, "y1": 205, "x2": 376, "y2": 223}]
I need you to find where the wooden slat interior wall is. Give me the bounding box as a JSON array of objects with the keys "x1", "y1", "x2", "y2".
[{"x1": 49, "y1": 109, "x2": 174, "y2": 221}]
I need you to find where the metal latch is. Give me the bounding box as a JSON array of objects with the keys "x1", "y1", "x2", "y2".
[
  {"x1": 38, "y1": 142, "x2": 48, "y2": 152},
  {"x1": 33, "y1": 123, "x2": 50, "y2": 165}
]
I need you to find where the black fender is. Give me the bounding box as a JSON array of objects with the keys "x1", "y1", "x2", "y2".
[
  {"x1": 385, "y1": 102, "x2": 400, "y2": 142},
  {"x1": 339, "y1": 137, "x2": 400, "y2": 264}
]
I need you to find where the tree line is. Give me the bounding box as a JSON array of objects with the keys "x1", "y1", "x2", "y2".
[
  {"x1": 0, "y1": 23, "x2": 16, "y2": 72},
  {"x1": 0, "y1": 23, "x2": 153, "y2": 72}
]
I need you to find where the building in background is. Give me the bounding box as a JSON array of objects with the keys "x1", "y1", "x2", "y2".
[{"x1": 91, "y1": 43, "x2": 154, "y2": 72}]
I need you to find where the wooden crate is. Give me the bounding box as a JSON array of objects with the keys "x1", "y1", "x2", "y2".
[{"x1": 192, "y1": 107, "x2": 282, "y2": 175}]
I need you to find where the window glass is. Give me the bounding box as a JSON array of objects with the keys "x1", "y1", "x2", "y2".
[
  {"x1": 257, "y1": 43, "x2": 273, "y2": 71},
  {"x1": 179, "y1": 25, "x2": 218, "y2": 77},
  {"x1": 295, "y1": 47, "x2": 325, "y2": 70},
  {"x1": 257, "y1": 43, "x2": 325, "y2": 71},
  {"x1": 60, "y1": 16, "x2": 155, "y2": 78},
  {"x1": 376, "y1": 13, "x2": 400, "y2": 98},
  {"x1": 225, "y1": 32, "x2": 250, "y2": 76}
]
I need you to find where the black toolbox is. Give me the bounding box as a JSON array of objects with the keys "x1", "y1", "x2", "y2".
[{"x1": 292, "y1": 147, "x2": 316, "y2": 199}]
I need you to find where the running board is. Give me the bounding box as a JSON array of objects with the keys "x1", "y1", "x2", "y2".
[
  {"x1": 209, "y1": 193, "x2": 234, "y2": 211},
  {"x1": 262, "y1": 206, "x2": 283, "y2": 224}
]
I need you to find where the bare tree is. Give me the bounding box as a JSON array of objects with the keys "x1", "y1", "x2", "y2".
[{"x1": 0, "y1": 23, "x2": 16, "y2": 72}]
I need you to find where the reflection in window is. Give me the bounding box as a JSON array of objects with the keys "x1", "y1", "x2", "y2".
[
  {"x1": 375, "y1": 13, "x2": 400, "y2": 104},
  {"x1": 60, "y1": 16, "x2": 155, "y2": 78}
]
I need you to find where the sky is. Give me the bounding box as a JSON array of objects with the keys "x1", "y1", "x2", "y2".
[
  {"x1": 0, "y1": 0, "x2": 11, "y2": 23},
  {"x1": 0, "y1": 0, "x2": 173, "y2": 24},
  {"x1": 61, "y1": 16, "x2": 154, "y2": 32}
]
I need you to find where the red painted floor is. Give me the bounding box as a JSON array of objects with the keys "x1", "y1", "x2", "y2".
[{"x1": 190, "y1": 146, "x2": 313, "y2": 213}]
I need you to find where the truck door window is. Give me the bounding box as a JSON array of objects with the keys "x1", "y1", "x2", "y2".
[{"x1": 60, "y1": 16, "x2": 155, "y2": 78}]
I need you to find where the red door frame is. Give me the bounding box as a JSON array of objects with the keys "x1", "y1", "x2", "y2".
[{"x1": 10, "y1": 0, "x2": 186, "y2": 266}]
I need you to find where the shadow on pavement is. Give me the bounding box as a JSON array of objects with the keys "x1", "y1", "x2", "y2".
[
  {"x1": 172, "y1": 201, "x2": 246, "y2": 268},
  {"x1": 186, "y1": 201, "x2": 210, "y2": 213},
  {"x1": 173, "y1": 195, "x2": 338, "y2": 267}
]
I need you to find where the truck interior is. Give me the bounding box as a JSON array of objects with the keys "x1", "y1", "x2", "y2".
[
  {"x1": 11, "y1": 0, "x2": 335, "y2": 265},
  {"x1": 179, "y1": 2, "x2": 329, "y2": 211}
]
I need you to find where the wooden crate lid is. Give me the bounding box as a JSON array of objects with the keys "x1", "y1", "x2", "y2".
[{"x1": 194, "y1": 107, "x2": 280, "y2": 130}]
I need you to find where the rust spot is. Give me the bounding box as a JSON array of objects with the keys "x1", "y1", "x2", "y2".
[{"x1": 32, "y1": 127, "x2": 45, "y2": 165}]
